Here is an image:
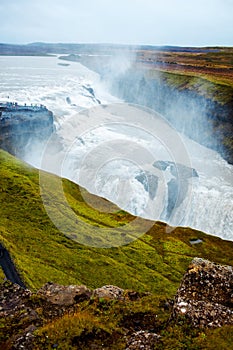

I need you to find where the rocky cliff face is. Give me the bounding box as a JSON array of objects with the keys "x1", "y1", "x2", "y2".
[
  {"x1": 59, "y1": 54, "x2": 233, "y2": 163},
  {"x1": 110, "y1": 70, "x2": 233, "y2": 164},
  {"x1": 0, "y1": 104, "x2": 54, "y2": 161}
]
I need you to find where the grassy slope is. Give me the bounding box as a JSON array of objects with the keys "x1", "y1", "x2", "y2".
[
  {"x1": 147, "y1": 69, "x2": 233, "y2": 105},
  {"x1": 60, "y1": 48, "x2": 233, "y2": 162},
  {"x1": 140, "y1": 50, "x2": 233, "y2": 163},
  {"x1": 139, "y1": 47, "x2": 233, "y2": 88},
  {"x1": 1, "y1": 149, "x2": 233, "y2": 349},
  {"x1": 0, "y1": 149, "x2": 233, "y2": 295}
]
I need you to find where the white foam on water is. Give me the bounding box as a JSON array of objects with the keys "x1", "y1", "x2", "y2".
[{"x1": 0, "y1": 56, "x2": 232, "y2": 241}]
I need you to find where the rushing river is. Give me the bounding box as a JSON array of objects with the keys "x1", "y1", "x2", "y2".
[{"x1": 0, "y1": 55, "x2": 232, "y2": 241}]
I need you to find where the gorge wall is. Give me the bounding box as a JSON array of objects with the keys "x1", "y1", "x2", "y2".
[
  {"x1": 60, "y1": 53, "x2": 233, "y2": 164},
  {"x1": 0, "y1": 104, "x2": 54, "y2": 161},
  {"x1": 109, "y1": 69, "x2": 233, "y2": 164}
]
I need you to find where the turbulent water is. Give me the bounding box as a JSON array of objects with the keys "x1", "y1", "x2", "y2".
[{"x1": 0, "y1": 56, "x2": 232, "y2": 241}]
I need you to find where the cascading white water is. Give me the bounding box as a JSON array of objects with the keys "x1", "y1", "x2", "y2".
[{"x1": 0, "y1": 55, "x2": 232, "y2": 241}]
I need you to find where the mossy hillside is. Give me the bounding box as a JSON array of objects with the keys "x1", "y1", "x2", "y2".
[
  {"x1": 139, "y1": 47, "x2": 233, "y2": 88},
  {"x1": 146, "y1": 70, "x2": 233, "y2": 105},
  {"x1": 2, "y1": 291, "x2": 233, "y2": 350},
  {"x1": 0, "y1": 149, "x2": 233, "y2": 295},
  {"x1": 1, "y1": 149, "x2": 233, "y2": 349},
  {"x1": 29, "y1": 296, "x2": 233, "y2": 349},
  {"x1": 120, "y1": 67, "x2": 233, "y2": 163},
  {"x1": 33, "y1": 295, "x2": 169, "y2": 350}
]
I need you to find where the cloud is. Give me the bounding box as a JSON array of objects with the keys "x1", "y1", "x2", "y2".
[{"x1": 0, "y1": 0, "x2": 232, "y2": 45}]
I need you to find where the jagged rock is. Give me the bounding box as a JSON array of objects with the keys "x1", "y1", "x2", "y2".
[
  {"x1": 135, "y1": 171, "x2": 158, "y2": 200},
  {"x1": 1, "y1": 264, "x2": 233, "y2": 350},
  {"x1": 171, "y1": 258, "x2": 233, "y2": 328},
  {"x1": 37, "y1": 282, "x2": 92, "y2": 305},
  {"x1": 165, "y1": 177, "x2": 189, "y2": 220},
  {"x1": 0, "y1": 282, "x2": 40, "y2": 350},
  {"x1": 152, "y1": 160, "x2": 198, "y2": 220},
  {"x1": 125, "y1": 330, "x2": 160, "y2": 350},
  {"x1": 0, "y1": 281, "x2": 92, "y2": 349},
  {"x1": 93, "y1": 285, "x2": 125, "y2": 300},
  {"x1": 153, "y1": 160, "x2": 198, "y2": 179},
  {"x1": 170, "y1": 163, "x2": 198, "y2": 179},
  {"x1": 0, "y1": 281, "x2": 147, "y2": 349}
]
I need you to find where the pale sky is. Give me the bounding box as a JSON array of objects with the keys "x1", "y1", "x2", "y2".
[{"x1": 0, "y1": 0, "x2": 232, "y2": 46}]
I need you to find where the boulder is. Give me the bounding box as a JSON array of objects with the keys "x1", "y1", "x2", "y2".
[
  {"x1": 171, "y1": 258, "x2": 233, "y2": 327},
  {"x1": 135, "y1": 171, "x2": 158, "y2": 199},
  {"x1": 153, "y1": 160, "x2": 198, "y2": 179},
  {"x1": 37, "y1": 282, "x2": 92, "y2": 305},
  {"x1": 93, "y1": 285, "x2": 125, "y2": 300}
]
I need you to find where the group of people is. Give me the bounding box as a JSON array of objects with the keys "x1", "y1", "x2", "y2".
[{"x1": 0, "y1": 101, "x2": 46, "y2": 110}]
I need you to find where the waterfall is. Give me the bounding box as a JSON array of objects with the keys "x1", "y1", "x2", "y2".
[{"x1": 0, "y1": 55, "x2": 232, "y2": 241}]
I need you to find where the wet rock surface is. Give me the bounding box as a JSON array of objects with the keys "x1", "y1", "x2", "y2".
[
  {"x1": 171, "y1": 258, "x2": 233, "y2": 327},
  {"x1": 152, "y1": 160, "x2": 198, "y2": 220},
  {"x1": 153, "y1": 161, "x2": 198, "y2": 179},
  {"x1": 135, "y1": 171, "x2": 159, "y2": 200},
  {"x1": 0, "y1": 103, "x2": 54, "y2": 159}
]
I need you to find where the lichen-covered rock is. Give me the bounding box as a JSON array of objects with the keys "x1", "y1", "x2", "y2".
[
  {"x1": 125, "y1": 330, "x2": 160, "y2": 350},
  {"x1": 171, "y1": 258, "x2": 233, "y2": 328},
  {"x1": 38, "y1": 282, "x2": 92, "y2": 305},
  {"x1": 93, "y1": 285, "x2": 125, "y2": 300}
]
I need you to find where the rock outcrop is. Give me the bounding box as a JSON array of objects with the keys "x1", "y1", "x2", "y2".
[
  {"x1": 153, "y1": 160, "x2": 198, "y2": 178},
  {"x1": 0, "y1": 103, "x2": 54, "y2": 160},
  {"x1": 93, "y1": 285, "x2": 125, "y2": 300},
  {"x1": 0, "y1": 281, "x2": 150, "y2": 349},
  {"x1": 135, "y1": 171, "x2": 159, "y2": 200},
  {"x1": 152, "y1": 160, "x2": 198, "y2": 220},
  {"x1": 38, "y1": 282, "x2": 92, "y2": 305},
  {"x1": 1, "y1": 258, "x2": 233, "y2": 349},
  {"x1": 171, "y1": 258, "x2": 233, "y2": 328},
  {"x1": 111, "y1": 70, "x2": 233, "y2": 164}
]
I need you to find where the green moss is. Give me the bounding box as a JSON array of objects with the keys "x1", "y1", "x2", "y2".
[
  {"x1": 30, "y1": 297, "x2": 233, "y2": 349},
  {"x1": 33, "y1": 294, "x2": 167, "y2": 350},
  {"x1": 156, "y1": 324, "x2": 233, "y2": 350},
  {"x1": 0, "y1": 149, "x2": 233, "y2": 349},
  {"x1": 0, "y1": 149, "x2": 233, "y2": 294},
  {"x1": 147, "y1": 70, "x2": 233, "y2": 105}
]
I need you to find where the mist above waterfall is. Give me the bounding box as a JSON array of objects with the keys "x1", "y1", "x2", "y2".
[
  {"x1": 0, "y1": 55, "x2": 232, "y2": 242},
  {"x1": 74, "y1": 46, "x2": 230, "y2": 165},
  {"x1": 99, "y1": 52, "x2": 223, "y2": 158}
]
